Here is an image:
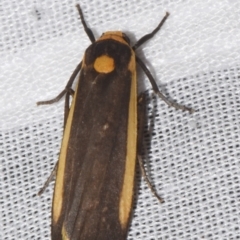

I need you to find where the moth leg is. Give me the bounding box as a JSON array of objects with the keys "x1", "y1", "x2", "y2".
[
  {"x1": 36, "y1": 62, "x2": 81, "y2": 106},
  {"x1": 38, "y1": 162, "x2": 58, "y2": 196},
  {"x1": 137, "y1": 93, "x2": 164, "y2": 203},
  {"x1": 136, "y1": 56, "x2": 194, "y2": 113},
  {"x1": 37, "y1": 86, "x2": 73, "y2": 195},
  {"x1": 132, "y1": 11, "x2": 193, "y2": 113},
  {"x1": 37, "y1": 89, "x2": 71, "y2": 194},
  {"x1": 36, "y1": 62, "x2": 82, "y2": 195}
]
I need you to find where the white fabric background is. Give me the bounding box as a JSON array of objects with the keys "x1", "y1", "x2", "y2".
[{"x1": 1, "y1": 0, "x2": 240, "y2": 239}]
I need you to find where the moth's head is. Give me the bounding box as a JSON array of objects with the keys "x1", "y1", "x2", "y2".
[{"x1": 98, "y1": 31, "x2": 131, "y2": 45}]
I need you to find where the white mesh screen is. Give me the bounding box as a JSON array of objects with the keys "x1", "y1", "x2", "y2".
[{"x1": 1, "y1": 0, "x2": 240, "y2": 239}]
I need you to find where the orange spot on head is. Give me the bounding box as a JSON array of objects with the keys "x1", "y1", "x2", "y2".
[{"x1": 94, "y1": 55, "x2": 115, "y2": 73}]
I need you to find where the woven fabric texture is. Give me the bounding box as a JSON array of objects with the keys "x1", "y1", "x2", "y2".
[{"x1": 1, "y1": 0, "x2": 240, "y2": 239}]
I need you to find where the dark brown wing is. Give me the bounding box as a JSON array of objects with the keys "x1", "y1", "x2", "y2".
[{"x1": 52, "y1": 39, "x2": 137, "y2": 240}]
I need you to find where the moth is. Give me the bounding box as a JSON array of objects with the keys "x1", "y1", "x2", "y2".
[{"x1": 37, "y1": 3, "x2": 193, "y2": 239}]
